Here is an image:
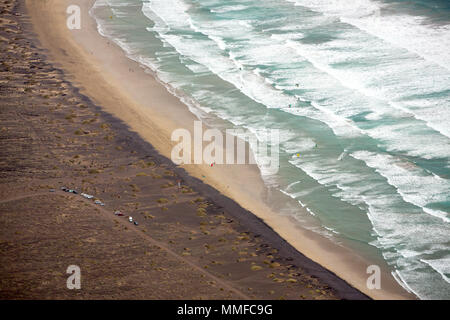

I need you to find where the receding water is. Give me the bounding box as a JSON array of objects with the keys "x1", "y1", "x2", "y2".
[{"x1": 90, "y1": 0, "x2": 450, "y2": 299}]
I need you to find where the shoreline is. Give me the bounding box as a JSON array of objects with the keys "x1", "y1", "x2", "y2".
[
  {"x1": 23, "y1": 0, "x2": 414, "y2": 299},
  {"x1": 2, "y1": 0, "x2": 348, "y2": 298}
]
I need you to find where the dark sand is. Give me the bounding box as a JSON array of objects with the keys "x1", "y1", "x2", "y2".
[{"x1": 0, "y1": 0, "x2": 367, "y2": 299}]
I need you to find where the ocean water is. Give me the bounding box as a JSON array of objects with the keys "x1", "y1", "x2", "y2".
[{"x1": 90, "y1": 0, "x2": 450, "y2": 299}]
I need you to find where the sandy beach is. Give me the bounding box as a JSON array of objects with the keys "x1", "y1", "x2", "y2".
[{"x1": 0, "y1": 0, "x2": 414, "y2": 299}]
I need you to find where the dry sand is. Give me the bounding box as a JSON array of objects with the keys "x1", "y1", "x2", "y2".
[{"x1": 0, "y1": 0, "x2": 413, "y2": 299}]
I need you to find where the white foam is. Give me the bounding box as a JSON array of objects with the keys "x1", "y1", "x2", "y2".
[
  {"x1": 287, "y1": 149, "x2": 450, "y2": 300},
  {"x1": 420, "y1": 258, "x2": 450, "y2": 284},
  {"x1": 285, "y1": 0, "x2": 450, "y2": 71},
  {"x1": 144, "y1": 0, "x2": 450, "y2": 162},
  {"x1": 391, "y1": 270, "x2": 416, "y2": 296},
  {"x1": 281, "y1": 34, "x2": 450, "y2": 139},
  {"x1": 351, "y1": 151, "x2": 450, "y2": 223},
  {"x1": 210, "y1": 5, "x2": 249, "y2": 14},
  {"x1": 283, "y1": 137, "x2": 317, "y2": 154}
]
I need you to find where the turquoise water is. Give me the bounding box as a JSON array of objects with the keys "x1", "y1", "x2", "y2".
[{"x1": 90, "y1": 0, "x2": 450, "y2": 299}]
